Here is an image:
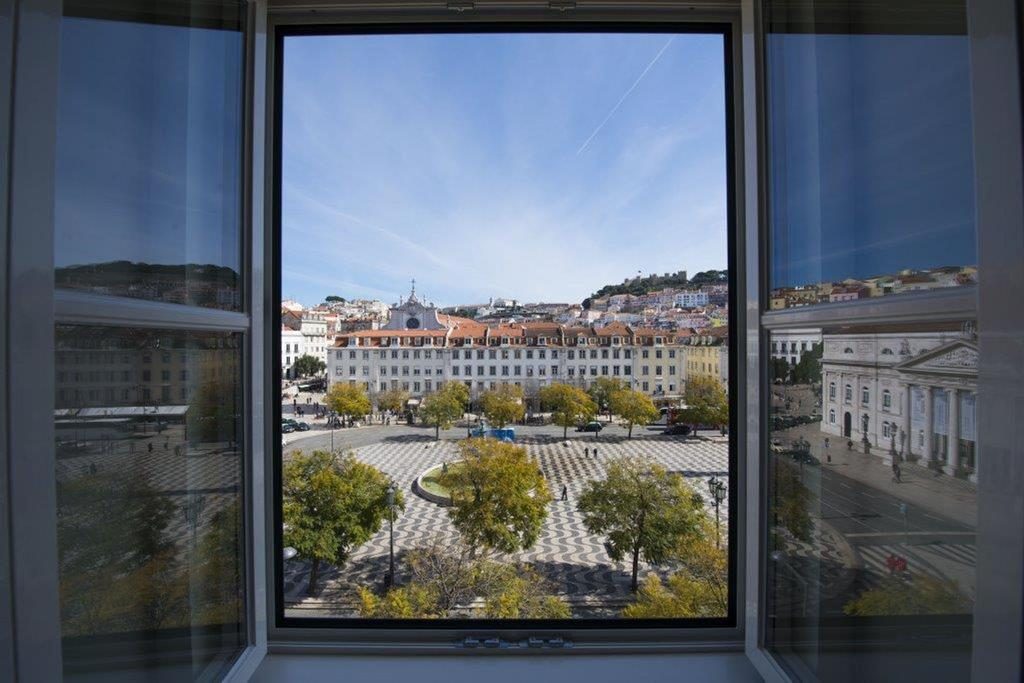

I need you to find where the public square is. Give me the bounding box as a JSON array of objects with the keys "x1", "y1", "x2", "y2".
[{"x1": 282, "y1": 420, "x2": 731, "y2": 618}]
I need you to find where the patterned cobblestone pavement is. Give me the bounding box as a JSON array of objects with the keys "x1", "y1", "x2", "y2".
[{"x1": 283, "y1": 433, "x2": 730, "y2": 617}]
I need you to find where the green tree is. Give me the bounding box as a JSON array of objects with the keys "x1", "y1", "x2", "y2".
[
  {"x1": 292, "y1": 353, "x2": 326, "y2": 378},
  {"x1": 480, "y1": 564, "x2": 572, "y2": 619},
  {"x1": 771, "y1": 458, "x2": 813, "y2": 543},
  {"x1": 539, "y1": 382, "x2": 597, "y2": 439},
  {"x1": 439, "y1": 438, "x2": 551, "y2": 556},
  {"x1": 357, "y1": 584, "x2": 437, "y2": 618},
  {"x1": 324, "y1": 295, "x2": 346, "y2": 303},
  {"x1": 439, "y1": 380, "x2": 470, "y2": 409},
  {"x1": 377, "y1": 388, "x2": 409, "y2": 415},
  {"x1": 577, "y1": 456, "x2": 704, "y2": 592},
  {"x1": 188, "y1": 378, "x2": 239, "y2": 444},
  {"x1": 609, "y1": 388, "x2": 659, "y2": 438},
  {"x1": 676, "y1": 376, "x2": 729, "y2": 433},
  {"x1": 325, "y1": 382, "x2": 372, "y2": 424},
  {"x1": 419, "y1": 389, "x2": 463, "y2": 440},
  {"x1": 791, "y1": 343, "x2": 823, "y2": 386},
  {"x1": 843, "y1": 574, "x2": 970, "y2": 616},
  {"x1": 57, "y1": 468, "x2": 187, "y2": 636},
  {"x1": 622, "y1": 518, "x2": 728, "y2": 618},
  {"x1": 356, "y1": 540, "x2": 570, "y2": 618},
  {"x1": 770, "y1": 357, "x2": 791, "y2": 384},
  {"x1": 588, "y1": 377, "x2": 626, "y2": 418},
  {"x1": 283, "y1": 450, "x2": 403, "y2": 595},
  {"x1": 479, "y1": 384, "x2": 525, "y2": 428}
]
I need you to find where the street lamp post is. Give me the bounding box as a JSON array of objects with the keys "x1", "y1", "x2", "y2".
[
  {"x1": 707, "y1": 476, "x2": 727, "y2": 549},
  {"x1": 329, "y1": 409, "x2": 336, "y2": 452},
  {"x1": 386, "y1": 482, "x2": 397, "y2": 589}
]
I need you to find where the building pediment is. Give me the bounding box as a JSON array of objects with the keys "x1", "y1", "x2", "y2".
[{"x1": 894, "y1": 339, "x2": 978, "y2": 377}]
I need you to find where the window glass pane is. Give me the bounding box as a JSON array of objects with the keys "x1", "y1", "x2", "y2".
[
  {"x1": 766, "y1": 0, "x2": 977, "y2": 310},
  {"x1": 54, "y1": 2, "x2": 245, "y2": 310},
  {"x1": 279, "y1": 32, "x2": 733, "y2": 623},
  {"x1": 55, "y1": 326, "x2": 245, "y2": 680},
  {"x1": 766, "y1": 322, "x2": 977, "y2": 680}
]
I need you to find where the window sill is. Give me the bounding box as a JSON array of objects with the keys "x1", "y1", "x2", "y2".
[{"x1": 249, "y1": 651, "x2": 763, "y2": 682}]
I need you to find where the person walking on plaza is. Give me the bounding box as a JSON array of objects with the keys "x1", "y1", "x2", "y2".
[
  {"x1": 560, "y1": 485, "x2": 568, "y2": 502},
  {"x1": 891, "y1": 460, "x2": 902, "y2": 484},
  {"x1": 584, "y1": 447, "x2": 589, "y2": 456}
]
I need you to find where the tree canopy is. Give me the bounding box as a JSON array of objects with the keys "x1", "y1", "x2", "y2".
[
  {"x1": 325, "y1": 383, "x2": 372, "y2": 421},
  {"x1": 609, "y1": 388, "x2": 660, "y2": 438},
  {"x1": 587, "y1": 377, "x2": 626, "y2": 416},
  {"x1": 479, "y1": 383, "x2": 525, "y2": 428},
  {"x1": 843, "y1": 574, "x2": 970, "y2": 616},
  {"x1": 622, "y1": 518, "x2": 728, "y2": 618},
  {"x1": 539, "y1": 382, "x2": 597, "y2": 438},
  {"x1": 357, "y1": 540, "x2": 569, "y2": 619},
  {"x1": 376, "y1": 388, "x2": 409, "y2": 415},
  {"x1": 676, "y1": 376, "x2": 729, "y2": 432},
  {"x1": 419, "y1": 383, "x2": 467, "y2": 439},
  {"x1": 292, "y1": 353, "x2": 326, "y2": 378},
  {"x1": 792, "y1": 343, "x2": 823, "y2": 386},
  {"x1": 577, "y1": 456, "x2": 704, "y2": 592},
  {"x1": 439, "y1": 438, "x2": 550, "y2": 556},
  {"x1": 283, "y1": 450, "x2": 403, "y2": 594},
  {"x1": 771, "y1": 457, "x2": 813, "y2": 543}
]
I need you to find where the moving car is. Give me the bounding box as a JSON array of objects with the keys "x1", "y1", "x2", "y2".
[{"x1": 576, "y1": 421, "x2": 603, "y2": 433}]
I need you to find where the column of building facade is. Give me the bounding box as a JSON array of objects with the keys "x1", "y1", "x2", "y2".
[
  {"x1": 946, "y1": 387, "x2": 960, "y2": 474},
  {"x1": 903, "y1": 383, "x2": 913, "y2": 458},
  {"x1": 922, "y1": 385, "x2": 934, "y2": 463}
]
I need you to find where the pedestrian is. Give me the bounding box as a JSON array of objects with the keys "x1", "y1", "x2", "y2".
[
  {"x1": 892, "y1": 462, "x2": 903, "y2": 483},
  {"x1": 847, "y1": 439, "x2": 853, "y2": 451},
  {"x1": 560, "y1": 485, "x2": 568, "y2": 502},
  {"x1": 593, "y1": 447, "x2": 598, "y2": 457},
  {"x1": 584, "y1": 447, "x2": 589, "y2": 456}
]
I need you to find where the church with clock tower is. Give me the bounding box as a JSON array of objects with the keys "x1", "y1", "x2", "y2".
[{"x1": 381, "y1": 280, "x2": 447, "y2": 331}]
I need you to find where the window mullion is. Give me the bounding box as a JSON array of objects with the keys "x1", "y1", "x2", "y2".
[{"x1": 55, "y1": 289, "x2": 251, "y2": 332}]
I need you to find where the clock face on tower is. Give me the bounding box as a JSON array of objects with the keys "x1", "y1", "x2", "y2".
[{"x1": 406, "y1": 317, "x2": 420, "y2": 329}]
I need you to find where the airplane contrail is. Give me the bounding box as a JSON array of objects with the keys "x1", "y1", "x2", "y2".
[{"x1": 576, "y1": 36, "x2": 676, "y2": 156}]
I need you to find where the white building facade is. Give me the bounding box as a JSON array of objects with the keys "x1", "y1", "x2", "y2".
[
  {"x1": 770, "y1": 328, "x2": 822, "y2": 367},
  {"x1": 326, "y1": 288, "x2": 691, "y2": 405},
  {"x1": 820, "y1": 327, "x2": 978, "y2": 479}
]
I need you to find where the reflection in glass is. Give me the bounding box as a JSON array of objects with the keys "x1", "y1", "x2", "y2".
[
  {"x1": 55, "y1": 326, "x2": 244, "y2": 680},
  {"x1": 766, "y1": 322, "x2": 977, "y2": 680},
  {"x1": 54, "y1": 3, "x2": 244, "y2": 310},
  {"x1": 765, "y1": 0, "x2": 977, "y2": 310}
]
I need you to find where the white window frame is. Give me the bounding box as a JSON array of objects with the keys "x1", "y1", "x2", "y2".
[{"x1": 2, "y1": 1, "x2": 1020, "y2": 682}]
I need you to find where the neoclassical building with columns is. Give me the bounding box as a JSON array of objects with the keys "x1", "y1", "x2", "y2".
[{"x1": 820, "y1": 324, "x2": 978, "y2": 479}]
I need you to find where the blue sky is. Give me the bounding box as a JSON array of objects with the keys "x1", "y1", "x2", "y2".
[
  {"x1": 282, "y1": 32, "x2": 728, "y2": 307},
  {"x1": 768, "y1": 33, "x2": 977, "y2": 288},
  {"x1": 55, "y1": 18, "x2": 242, "y2": 274}
]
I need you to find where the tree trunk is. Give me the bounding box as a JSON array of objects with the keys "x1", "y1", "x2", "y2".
[
  {"x1": 308, "y1": 557, "x2": 320, "y2": 596},
  {"x1": 631, "y1": 544, "x2": 641, "y2": 593},
  {"x1": 563, "y1": 424, "x2": 568, "y2": 439},
  {"x1": 628, "y1": 423, "x2": 633, "y2": 438},
  {"x1": 435, "y1": 425, "x2": 440, "y2": 440}
]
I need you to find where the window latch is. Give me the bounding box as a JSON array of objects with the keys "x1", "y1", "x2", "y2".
[
  {"x1": 549, "y1": 1, "x2": 576, "y2": 10},
  {"x1": 447, "y1": 1, "x2": 475, "y2": 11}
]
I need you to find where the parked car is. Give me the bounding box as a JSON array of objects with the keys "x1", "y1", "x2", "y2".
[
  {"x1": 282, "y1": 418, "x2": 311, "y2": 432},
  {"x1": 281, "y1": 422, "x2": 295, "y2": 434},
  {"x1": 663, "y1": 424, "x2": 692, "y2": 436},
  {"x1": 576, "y1": 421, "x2": 604, "y2": 433}
]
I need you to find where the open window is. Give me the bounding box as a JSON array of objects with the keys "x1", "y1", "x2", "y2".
[{"x1": 273, "y1": 22, "x2": 739, "y2": 638}]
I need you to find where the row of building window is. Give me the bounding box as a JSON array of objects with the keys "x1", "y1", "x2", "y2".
[{"x1": 828, "y1": 382, "x2": 893, "y2": 409}]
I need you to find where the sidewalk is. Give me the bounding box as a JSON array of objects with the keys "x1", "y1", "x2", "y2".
[{"x1": 780, "y1": 422, "x2": 977, "y2": 528}]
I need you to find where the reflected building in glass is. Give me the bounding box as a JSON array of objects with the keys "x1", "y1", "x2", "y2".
[{"x1": 820, "y1": 325, "x2": 978, "y2": 479}]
